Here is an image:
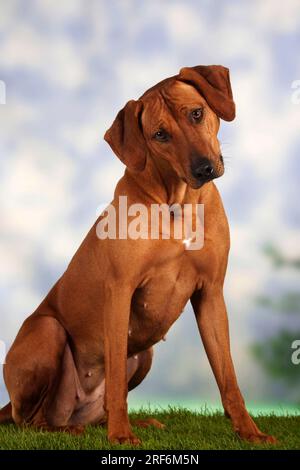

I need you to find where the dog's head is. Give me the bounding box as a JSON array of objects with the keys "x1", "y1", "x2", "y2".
[{"x1": 104, "y1": 65, "x2": 235, "y2": 189}]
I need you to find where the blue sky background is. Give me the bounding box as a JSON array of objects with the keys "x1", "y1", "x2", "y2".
[{"x1": 0, "y1": 0, "x2": 300, "y2": 411}]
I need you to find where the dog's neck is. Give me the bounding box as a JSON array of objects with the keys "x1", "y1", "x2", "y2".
[{"x1": 126, "y1": 153, "x2": 200, "y2": 206}]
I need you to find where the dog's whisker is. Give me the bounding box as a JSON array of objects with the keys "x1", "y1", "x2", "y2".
[{"x1": 222, "y1": 155, "x2": 232, "y2": 161}]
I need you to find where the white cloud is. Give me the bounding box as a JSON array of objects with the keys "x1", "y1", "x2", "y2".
[
  {"x1": 164, "y1": 3, "x2": 206, "y2": 43},
  {"x1": 117, "y1": 55, "x2": 177, "y2": 100},
  {"x1": 255, "y1": 0, "x2": 300, "y2": 33},
  {"x1": 1, "y1": 139, "x2": 76, "y2": 239},
  {"x1": 62, "y1": 124, "x2": 102, "y2": 156},
  {"x1": 33, "y1": 0, "x2": 84, "y2": 23},
  {"x1": 0, "y1": 26, "x2": 89, "y2": 90},
  {"x1": 91, "y1": 158, "x2": 124, "y2": 202},
  {"x1": 0, "y1": 99, "x2": 39, "y2": 133}
]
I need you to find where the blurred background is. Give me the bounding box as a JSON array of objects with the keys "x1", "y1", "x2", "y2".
[{"x1": 0, "y1": 0, "x2": 299, "y2": 413}]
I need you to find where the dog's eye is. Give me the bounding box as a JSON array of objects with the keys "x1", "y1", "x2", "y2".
[
  {"x1": 190, "y1": 108, "x2": 203, "y2": 122},
  {"x1": 154, "y1": 129, "x2": 169, "y2": 142}
]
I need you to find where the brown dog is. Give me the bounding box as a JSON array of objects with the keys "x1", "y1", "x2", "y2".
[{"x1": 0, "y1": 65, "x2": 275, "y2": 445}]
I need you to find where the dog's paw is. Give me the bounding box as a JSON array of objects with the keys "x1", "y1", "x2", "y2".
[
  {"x1": 233, "y1": 412, "x2": 277, "y2": 445},
  {"x1": 132, "y1": 418, "x2": 165, "y2": 429},
  {"x1": 37, "y1": 424, "x2": 86, "y2": 436},
  {"x1": 238, "y1": 430, "x2": 277, "y2": 445},
  {"x1": 109, "y1": 431, "x2": 141, "y2": 446}
]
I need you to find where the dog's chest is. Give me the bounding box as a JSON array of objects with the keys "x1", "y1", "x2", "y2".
[{"x1": 128, "y1": 262, "x2": 196, "y2": 352}]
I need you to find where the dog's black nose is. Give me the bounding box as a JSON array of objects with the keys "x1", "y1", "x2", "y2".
[
  {"x1": 195, "y1": 163, "x2": 214, "y2": 178},
  {"x1": 192, "y1": 158, "x2": 215, "y2": 181}
]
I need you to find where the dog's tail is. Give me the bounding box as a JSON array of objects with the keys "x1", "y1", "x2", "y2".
[{"x1": 0, "y1": 402, "x2": 13, "y2": 424}]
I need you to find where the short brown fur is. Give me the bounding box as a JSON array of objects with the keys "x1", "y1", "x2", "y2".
[{"x1": 0, "y1": 65, "x2": 276, "y2": 445}]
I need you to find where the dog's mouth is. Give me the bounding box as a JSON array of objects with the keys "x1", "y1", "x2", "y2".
[
  {"x1": 181, "y1": 175, "x2": 213, "y2": 189},
  {"x1": 188, "y1": 177, "x2": 214, "y2": 189}
]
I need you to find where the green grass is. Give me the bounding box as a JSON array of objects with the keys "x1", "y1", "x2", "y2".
[{"x1": 0, "y1": 408, "x2": 299, "y2": 450}]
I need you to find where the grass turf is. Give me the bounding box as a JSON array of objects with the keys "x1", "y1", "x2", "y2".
[{"x1": 0, "y1": 408, "x2": 299, "y2": 450}]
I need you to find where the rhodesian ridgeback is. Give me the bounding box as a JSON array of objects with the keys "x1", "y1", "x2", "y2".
[{"x1": 0, "y1": 65, "x2": 276, "y2": 445}]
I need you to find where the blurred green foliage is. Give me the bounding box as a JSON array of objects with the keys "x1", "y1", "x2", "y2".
[
  {"x1": 252, "y1": 330, "x2": 300, "y2": 385},
  {"x1": 252, "y1": 244, "x2": 300, "y2": 392},
  {"x1": 262, "y1": 244, "x2": 300, "y2": 269},
  {"x1": 256, "y1": 293, "x2": 300, "y2": 314}
]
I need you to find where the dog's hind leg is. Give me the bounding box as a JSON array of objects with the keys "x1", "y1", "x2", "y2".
[
  {"x1": 44, "y1": 341, "x2": 87, "y2": 429},
  {"x1": 0, "y1": 402, "x2": 13, "y2": 424},
  {"x1": 3, "y1": 313, "x2": 78, "y2": 429}
]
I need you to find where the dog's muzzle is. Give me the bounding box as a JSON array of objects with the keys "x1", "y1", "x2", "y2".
[{"x1": 191, "y1": 157, "x2": 216, "y2": 187}]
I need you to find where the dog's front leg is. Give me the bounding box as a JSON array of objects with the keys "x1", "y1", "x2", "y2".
[
  {"x1": 191, "y1": 287, "x2": 276, "y2": 444},
  {"x1": 103, "y1": 283, "x2": 140, "y2": 445}
]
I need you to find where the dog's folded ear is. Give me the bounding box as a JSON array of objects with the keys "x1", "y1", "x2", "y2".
[
  {"x1": 178, "y1": 65, "x2": 235, "y2": 121},
  {"x1": 104, "y1": 99, "x2": 147, "y2": 171}
]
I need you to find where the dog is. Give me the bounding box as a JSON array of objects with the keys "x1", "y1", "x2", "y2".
[{"x1": 0, "y1": 64, "x2": 276, "y2": 445}]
